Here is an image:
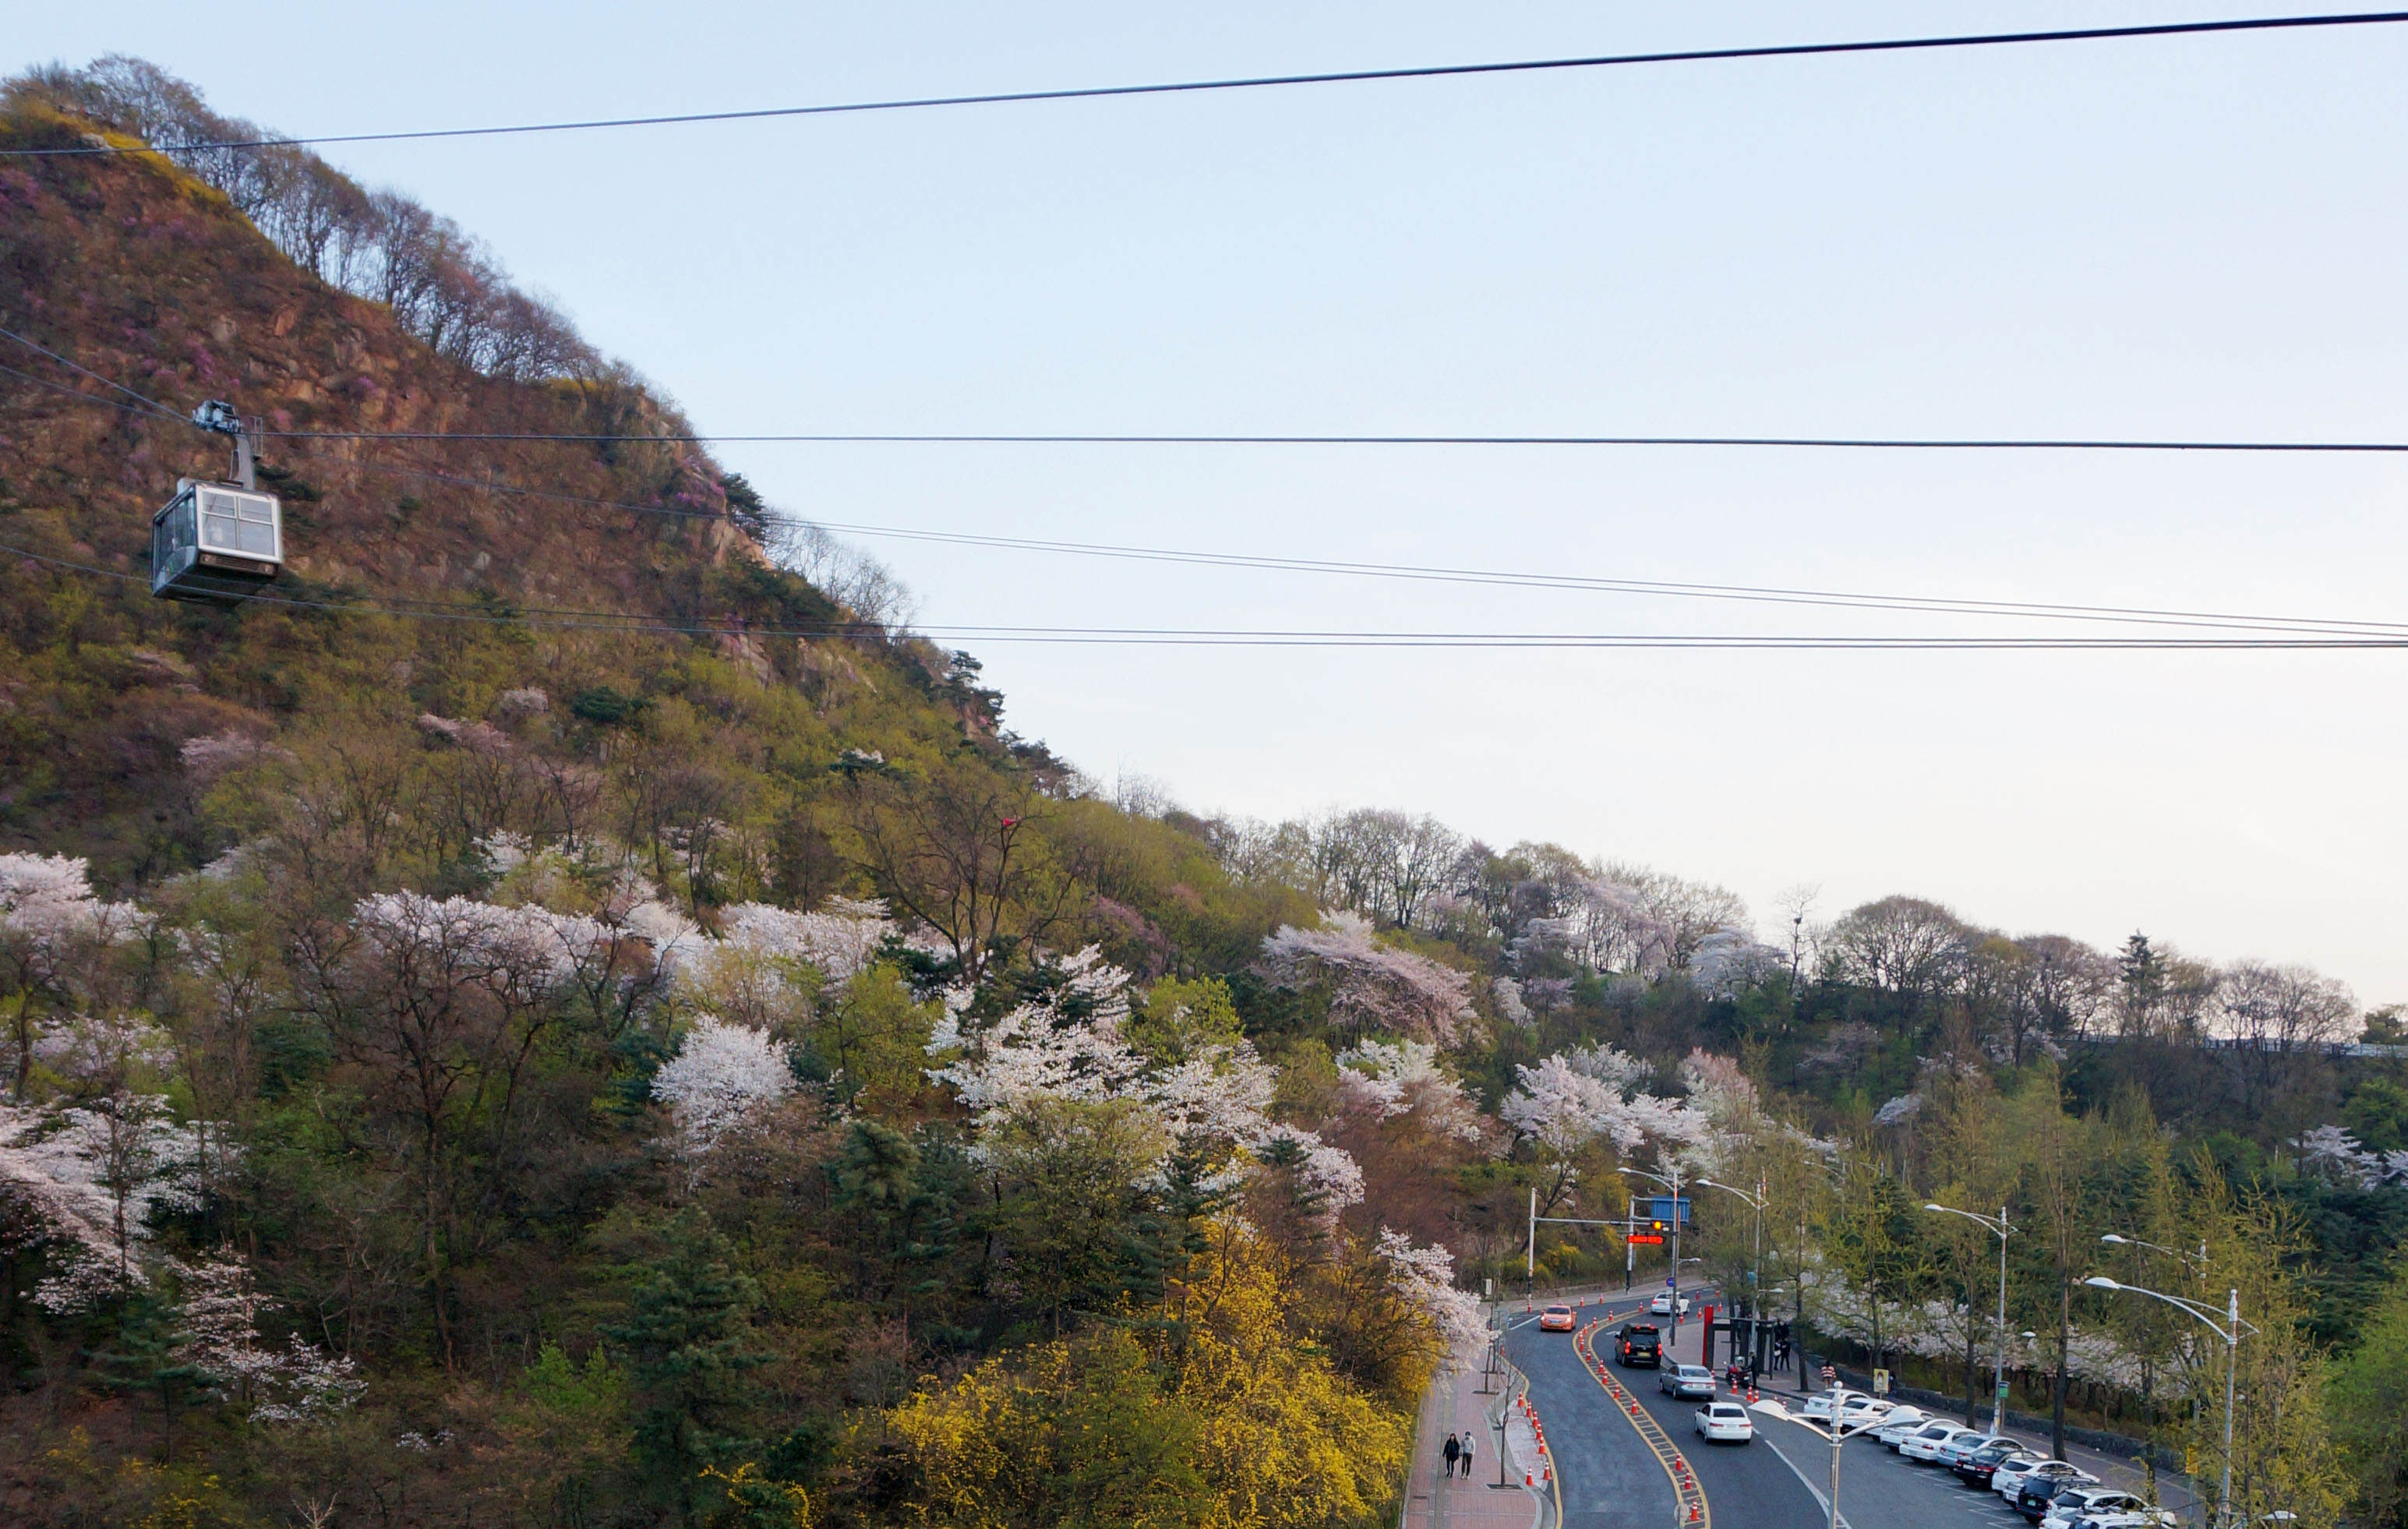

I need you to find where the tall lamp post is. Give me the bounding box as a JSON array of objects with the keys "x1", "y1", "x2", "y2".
[
  {"x1": 1925, "y1": 1202, "x2": 2014, "y2": 1431},
  {"x1": 1698, "y1": 1175, "x2": 1767, "y2": 1372},
  {"x1": 2102, "y1": 1232, "x2": 2209, "y2": 1281},
  {"x1": 1757, "y1": 1379, "x2": 1887, "y2": 1529},
  {"x1": 2085, "y1": 1277, "x2": 2258, "y2": 1529}
]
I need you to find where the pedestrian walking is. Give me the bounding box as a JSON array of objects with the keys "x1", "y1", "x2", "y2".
[
  {"x1": 1443, "y1": 1432, "x2": 1461, "y2": 1478},
  {"x1": 1460, "y1": 1431, "x2": 1477, "y2": 1478}
]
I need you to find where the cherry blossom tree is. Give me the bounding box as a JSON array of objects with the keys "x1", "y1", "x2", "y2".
[
  {"x1": 0, "y1": 1093, "x2": 204, "y2": 1310},
  {"x1": 1257, "y1": 913, "x2": 1475, "y2": 1047},
  {"x1": 651, "y1": 1017, "x2": 797, "y2": 1157},
  {"x1": 1502, "y1": 1044, "x2": 1707, "y2": 1215},
  {"x1": 168, "y1": 1252, "x2": 365, "y2": 1422},
  {"x1": 1, "y1": 853, "x2": 142, "y2": 1099},
  {"x1": 2, "y1": 1100, "x2": 122, "y2": 1308},
  {"x1": 676, "y1": 896, "x2": 899, "y2": 1029},
  {"x1": 1686, "y1": 927, "x2": 1788, "y2": 998},
  {"x1": 2296, "y1": 1124, "x2": 2408, "y2": 1188},
  {"x1": 1335, "y1": 1040, "x2": 1485, "y2": 1145},
  {"x1": 1377, "y1": 1227, "x2": 1488, "y2": 1363}
]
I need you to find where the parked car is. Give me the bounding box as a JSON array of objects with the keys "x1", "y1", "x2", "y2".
[
  {"x1": 1617, "y1": 1323, "x2": 1663, "y2": 1368},
  {"x1": 2003, "y1": 1460, "x2": 2095, "y2": 1503},
  {"x1": 1937, "y1": 1431, "x2": 2021, "y2": 1469},
  {"x1": 1901, "y1": 1424, "x2": 1982, "y2": 1463},
  {"x1": 1873, "y1": 1409, "x2": 1934, "y2": 1447},
  {"x1": 1801, "y1": 1390, "x2": 1881, "y2": 1421},
  {"x1": 1991, "y1": 1455, "x2": 2072, "y2": 1499},
  {"x1": 1538, "y1": 1304, "x2": 1576, "y2": 1333},
  {"x1": 1956, "y1": 1442, "x2": 2039, "y2": 1488},
  {"x1": 1840, "y1": 1396, "x2": 1894, "y2": 1429},
  {"x1": 2042, "y1": 1492, "x2": 2157, "y2": 1521},
  {"x1": 1650, "y1": 1291, "x2": 1694, "y2": 1317},
  {"x1": 2071, "y1": 1513, "x2": 2177, "y2": 1529},
  {"x1": 1695, "y1": 1401, "x2": 1753, "y2": 1443},
  {"x1": 1661, "y1": 1364, "x2": 1716, "y2": 1400}
]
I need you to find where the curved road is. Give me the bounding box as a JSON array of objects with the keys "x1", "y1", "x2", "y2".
[
  {"x1": 1511, "y1": 1294, "x2": 2191, "y2": 1529},
  {"x1": 1506, "y1": 1293, "x2": 1825, "y2": 1529}
]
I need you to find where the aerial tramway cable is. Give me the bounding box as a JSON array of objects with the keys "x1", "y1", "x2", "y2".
[
  {"x1": 7, "y1": 326, "x2": 2408, "y2": 644},
  {"x1": 7, "y1": 10, "x2": 2407, "y2": 157}
]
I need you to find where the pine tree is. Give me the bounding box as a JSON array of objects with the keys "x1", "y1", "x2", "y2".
[
  {"x1": 604, "y1": 1211, "x2": 774, "y2": 1524},
  {"x1": 90, "y1": 1291, "x2": 209, "y2": 1462}
]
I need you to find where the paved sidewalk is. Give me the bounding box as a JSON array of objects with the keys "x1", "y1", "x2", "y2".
[{"x1": 1405, "y1": 1351, "x2": 1548, "y2": 1529}]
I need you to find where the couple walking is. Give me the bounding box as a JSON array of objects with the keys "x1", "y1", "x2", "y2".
[{"x1": 1440, "y1": 1428, "x2": 1478, "y2": 1479}]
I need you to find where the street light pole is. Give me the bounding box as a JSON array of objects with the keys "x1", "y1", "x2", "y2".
[
  {"x1": 1926, "y1": 1202, "x2": 2015, "y2": 1431},
  {"x1": 1698, "y1": 1175, "x2": 1769, "y2": 1372},
  {"x1": 1626, "y1": 1162, "x2": 1691, "y2": 1335},
  {"x1": 1758, "y1": 1381, "x2": 1884, "y2": 1529},
  {"x1": 2086, "y1": 1277, "x2": 2258, "y2": 1529}
]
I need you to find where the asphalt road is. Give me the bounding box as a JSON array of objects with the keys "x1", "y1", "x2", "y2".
[
  {"x1": 1505, "y1": 1298, "x2": 1671, "y2": 1529},
  {"x1": 1513, "y1": 1294, "x2": 2199, "y2": 1529}
]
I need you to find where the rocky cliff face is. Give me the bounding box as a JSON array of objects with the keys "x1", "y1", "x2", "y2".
[{"x1": 0, "y1": 90, "x2": 987, "y2": 885}]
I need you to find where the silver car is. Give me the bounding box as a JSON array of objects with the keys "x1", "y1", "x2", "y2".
[{"x1": 1660, "y1": 1363, "x2": 1717, "y2": 1400}]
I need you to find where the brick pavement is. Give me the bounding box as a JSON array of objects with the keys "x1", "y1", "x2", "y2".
[{"x1": 1404, "y1": 1350, "x2": 1548, "y2": 1529}]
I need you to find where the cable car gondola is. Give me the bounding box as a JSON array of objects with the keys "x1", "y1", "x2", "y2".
[{"x1": 151, "y1": 400, "x2": 283, "y2": 602}]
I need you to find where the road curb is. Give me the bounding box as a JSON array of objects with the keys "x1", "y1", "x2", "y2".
[{"x1": 1490, "y1": 1353, "x2": 1557, "y2": 1529}]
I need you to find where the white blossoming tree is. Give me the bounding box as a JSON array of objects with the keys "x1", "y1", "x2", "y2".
[
  {"x1": 1257, "y1": 913, "x2": 1476, "y2": 1047},
  {"x1": 0, "y1": 853, "x2": 142, "y2": 1099},
  {"x1": 650, "y1": 1016, "x2": 798, "y2": 1158}
]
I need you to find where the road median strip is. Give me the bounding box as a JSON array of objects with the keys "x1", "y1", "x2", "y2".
[{"x1": 1575, "y1": 1319, "x2": 1711, "y2": 1529}]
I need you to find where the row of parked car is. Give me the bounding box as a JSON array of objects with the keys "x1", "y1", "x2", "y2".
[{"x1": 1858, "y1": 1404, "x2": 2177, "y2": 1529}]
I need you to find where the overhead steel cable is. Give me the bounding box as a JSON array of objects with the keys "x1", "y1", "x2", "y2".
[
  {"x1": 0, "y1": 324, "x2": 191, "y2": 422},
  {"x1": 5, "y1": 539, "x2": 2406, "y2": 649},
  {"x1": 274, "y1": 447, "x2": 2408, "y2": 639},
  {"x1": 10, "y1": 341, "x2": 2406, "y2": 457},
  {"x1": 11, "y1": 326, "x2": 2408, "y2": 642},
  {"x1": 793, "y1": 520, "x2": 2408, "y2": 639},
  {"x1": 8, "y1": 10, "x2": 2408, "y2": 159},
  {"x1": 262, "y1": 428, "x2": 2408, "y2": 454}
]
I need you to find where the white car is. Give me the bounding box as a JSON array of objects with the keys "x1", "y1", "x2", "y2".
[
  {"x1": 1901, "y1": 1424, "x2": 1981, "y2": 1462},
  {"x1": 2072, "y1": 1513, "x2": 2177, "y2": 1529},
  {"x1": 1649, "y1": 1292, "x2": 1694, "y2": 1316},
  {"x1": 1990, "y1": 1455, "x2": 2057, "y2": 1498},
  {"x1": 1840, "y1": 1396, "x2": 1894, "y2": 1428},
  {"x1": 1872, "y1": 1408, "x2": 1933, "y2": 1446},
  {"x1": 1695, "y1": 1401, "x2": 1753, "y2": 1443},
  {"x1": 2043, "y1": 1491, "x2": 2150, "y2": 1528},
  {"x1": 2002, "y1": 1459, "x2": 2095, "y2": 1501},
  {"x1": 1936, "y1": 1430, "x2": 2018, "y2": 1468}
]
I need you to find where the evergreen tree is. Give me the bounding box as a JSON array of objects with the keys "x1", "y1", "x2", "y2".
[
  {"x1": 605, "y1": 1211, "x2": 774, "y2": 1524},
  {"x1": 90, "y1": 1292, "x2": 209, "y2": 1463}
]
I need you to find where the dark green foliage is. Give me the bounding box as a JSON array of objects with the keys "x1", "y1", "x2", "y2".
[
  {"x1": 606, "y1": 1211, "x2": 776, "y2": 1521},
  {"x1": 88, "y1": 1293, "x2": 208, "y2": 1463},
  {"x1": 571, "y1": 685, "x2": 640, "y2": 726}
]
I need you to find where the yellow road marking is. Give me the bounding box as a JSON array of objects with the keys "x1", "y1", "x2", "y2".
[{"x1": 1576, "y1": 1319, "x2": 1711, "y2": 1529}]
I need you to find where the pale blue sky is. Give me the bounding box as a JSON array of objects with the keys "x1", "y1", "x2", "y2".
[{"x1": 16, "y1": 4, "x2": 2408, "y2": 1001}]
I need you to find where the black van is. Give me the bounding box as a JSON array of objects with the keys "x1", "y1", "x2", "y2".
[{"x1": 1616, "y1": 1322, "x2": 1663, "y2": 1367}]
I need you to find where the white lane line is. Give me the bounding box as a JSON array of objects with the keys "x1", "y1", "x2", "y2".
[{"x1": 1751, "y1": 1423, "x2": 1855, "y2": 1529}]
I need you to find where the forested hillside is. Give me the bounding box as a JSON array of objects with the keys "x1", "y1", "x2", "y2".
[{"x1": 3, "y1": 60, "x2": 2406, "y2": 1529}]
